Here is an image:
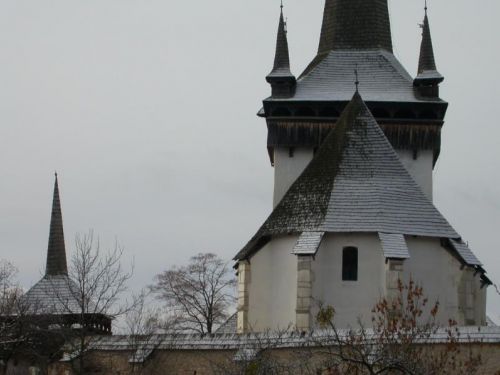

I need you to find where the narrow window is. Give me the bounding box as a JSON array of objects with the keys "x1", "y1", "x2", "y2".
[{"x1": 342, "y1": 247, "x2": 358, "y2": 281}]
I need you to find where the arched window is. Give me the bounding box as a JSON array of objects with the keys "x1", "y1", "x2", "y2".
[{"x1": 342, "y1": 247, "x2": 358, "y2": 281}]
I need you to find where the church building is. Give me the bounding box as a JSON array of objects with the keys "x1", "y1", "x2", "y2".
[{"x1": 234, "y1": 0, "x2": 492, "y2": 333}]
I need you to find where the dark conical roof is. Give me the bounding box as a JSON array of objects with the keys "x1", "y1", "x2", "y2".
[
  {"x1": 415, "y1": 9, "x2": 443, "y2": 82},
  {"x1": 236, "y1": 92, "x2": 461, "y2": 260},
  {"x1": 267, "y1": 6, "x2": 294, "y2": 79},
  {"x1": 318, "y1": 0, "x2": 393, "y2": 55},
  {"x1": 45, "y1": 174, "x2": 68, "y2": 276}
]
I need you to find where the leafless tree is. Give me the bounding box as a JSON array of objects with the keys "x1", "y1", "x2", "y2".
[
  {"x1": 0, "y1": 261, "x2": 58, "y2": 374},
  {"x1": 0, "y1": 261, "x2": 22, "y2": 318},
  {"x1": 314, "y1": 279, "x2": 483, "y2": 375},
  {"x1": 151, "y1": 253, "x2": 236, "y2": 334},
  {"x1": 52, "y1": 231, "x2": 134, "y2": 375}
]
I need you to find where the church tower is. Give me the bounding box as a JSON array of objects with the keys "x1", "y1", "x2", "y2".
[
  {"x1": 263, "y1": 0, "x2": 446, "y2": 205},
  {"x1": 22, "y1": 175, "x2": 112, "y2": 334},
  {"x1": 234, "y1": 2, "x2": 490, "y2": 334}
]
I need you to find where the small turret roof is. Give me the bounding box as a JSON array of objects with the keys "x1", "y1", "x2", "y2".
[
  {"x1": 267, "y1": 5, "x2": 294, "y2": 79},
  {"x1": 415, "y1": 8, "x2": 443, "y2": 82},
  {"x1": 236, "y1": 93, "x2": 466, "y2": 261}
]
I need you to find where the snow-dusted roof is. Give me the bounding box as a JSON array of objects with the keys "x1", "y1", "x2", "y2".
[
  {"x1": 450, "y1": 239, "x2": 482, "y2": 267},
  {"x1": 71, "y1": 326, "x2": 500, "y2": 362},
  {"x1": 292, "y1": 232, "x2": 325, "y2": 256},
  {"x1": 236, "y1": 93, "x2": 469, "y2": 262},
  {"x1": 266, "y1": 50, "x2": 443, "y2": 104},
  {"x1": 379, "y1": 233, "x2": 410, "y2": 259},
  {"x1": 22, "y1": 274, "x2": 82, "y2": 315}
]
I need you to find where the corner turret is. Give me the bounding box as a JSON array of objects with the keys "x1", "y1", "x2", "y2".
[
  {"x1": 414, "y1": 4, "x2": 444, "y2": 97},
  {"x1": 266, "y1": 3, "x2": 296, "y2": 98}
]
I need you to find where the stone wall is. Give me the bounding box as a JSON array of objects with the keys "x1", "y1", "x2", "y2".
[{"x1": 45, "y1": 342, "x2": 500, "y2": 375}]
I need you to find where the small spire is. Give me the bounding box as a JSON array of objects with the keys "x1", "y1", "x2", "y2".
[
  {"x1": 266, "y1": 2, "x2": 296, "y2": 97},
  {"x1": 417, "y1": 4, "x2": 439, "y2": 75},
  {"x1": 45, "y1": 174, "x2": 68, "y2": 276},
  {"x1": 354, "y1": 69, "x2": 359, "y2": 92},
  {"x1": 268, "y1": 3, "x2": 292, "y2": 77},
  {"x1": 414, "y1": 3, "x2": 443, "y2": 95}
]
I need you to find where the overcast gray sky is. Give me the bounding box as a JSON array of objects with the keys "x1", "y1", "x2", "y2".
[{"x1": 1, "y1": 0, "x2": 499, "y2": 321}]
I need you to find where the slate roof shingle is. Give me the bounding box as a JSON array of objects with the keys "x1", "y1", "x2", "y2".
[
  {"x1": 22, "y1": 275, "x2": 82, "y2": 315},
  {"x1": 378, "y1": 233, "x2": 410, "y2": 259},
  {"x1": 292, "y1": 232, "x2": 325, "y2": 255},
  {"x1": 268, "y1": 50, "x2": 443, "y2": 104}
]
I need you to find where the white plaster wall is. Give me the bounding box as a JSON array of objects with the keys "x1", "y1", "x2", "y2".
[
  {"x1": 311, "y1": 233, "x2": 386, "y2": 328},
  {"x1": 397, "y1": 149, "x2": 434, "y2": 201},
  {"x1": 273, "y1": 147, "x2": 314, "y2": 207},
  {"x1": 247, "y1": 235, "x2": 299, "y2": 331},
  {"x1": 403, "y1": 237, "x2": 486, "y2": 326}
]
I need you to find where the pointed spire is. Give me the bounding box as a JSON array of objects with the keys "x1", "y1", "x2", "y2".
[
  {"x1": 266, "y1": 2, "x2": 296, "y2": 98},
  {"x1": 45, "y1": 173, "x2": 68, "y2": 276},
  {"x1": 414, "y1": 3, "x2": 444, "y2": 94},
  {"x1": 318, "y1": 0, "x2": 393, "y2": 55},
  {"x1": 418, "y1": 5, "x2": 438, "y2": 74},
  {"x1": 267, "y1": 3, "x2": 293, "y2": 78}
]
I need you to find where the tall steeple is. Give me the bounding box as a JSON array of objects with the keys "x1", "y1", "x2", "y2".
[
  {"x1": 45, "y1": 173, "x2": 68, "y2": 276},
  {"x1": 414, "y1": 3, "x2": 444, "y2": 97},
  {"x1": 266, "y1": 2, "x2": 296, "y2": 98},
  {"x1": 317, "y1": 0, "x2": 393, "y2": 55}
]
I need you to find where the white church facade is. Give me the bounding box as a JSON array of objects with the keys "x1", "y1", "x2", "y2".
[{"x1": 234, "y1": 0, "x2": 491, "y2": 333}]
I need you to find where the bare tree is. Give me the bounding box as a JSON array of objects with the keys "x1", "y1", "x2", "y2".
[
  {"x1": 151, "y1": 253, "x2": 236, "y2": 334},
  {"x1": 0, "y1": 261, "x2": 59, "y2": 374},
  {"x1": 0, "y1": 261, "x2": 21, "y2": 317},
  {"x1": 122, "y1": 290, "x2": 184, "y2": 375},
  {"x1": 314, "y1": 279, "x2": 483, "y2": 375},
  {"x1": 51, "y1": 231, "x2": 134, "y2": 375}
]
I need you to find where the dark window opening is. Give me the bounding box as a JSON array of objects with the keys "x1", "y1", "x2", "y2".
[
  {"x1": 418, "y1": 110, "x2": 438, "y2": 120},
  {"x1": 342, "y1": 247, "x2": 358, "y2": 281},
  {"x1": 295, "y1": 107, "x2": 316, "y2": 117},
  {"x1": 272, "y1": 107, "x2": 292, "y2": 117},
  {"x1": 319, "y1": 107, "x2": 340, "y2": 117},
  {"x1": 371, "y1": 107, "x2": 391, "y2": 118},
  {"x1": 394, "y1": 109, "x2": 416, "y2": 119}
]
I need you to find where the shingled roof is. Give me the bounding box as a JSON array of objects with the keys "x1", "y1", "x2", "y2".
[
  {"x1": 267, "y1": 6, "x2": 293, "y2": 79},
  {"x1": 415, "y1": 8, "x2": 443, "y2": 83},
  {"x1": 265, "y1": 0, "x2": 444, "y2": 104},
  {"x1": 317, "y1": 0, "x2": 393, "y2": 55},
  {"x1": 236, "y1": 93, "x2": 468, "y2": 261},
  {"x1": 46, "y1": 174, "x2": 68, "y2": 276},
  {"x1": 23, "y1": 175, "x2": 82, "y2": 315},
  {"x1": 292, "y1": 50, "x2": 434, "y2": 103}
]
